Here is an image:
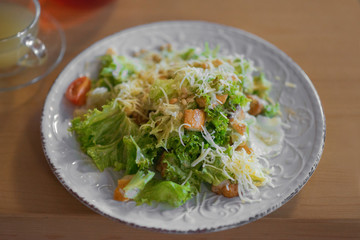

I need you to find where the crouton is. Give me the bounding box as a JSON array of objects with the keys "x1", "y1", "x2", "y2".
[
  {"x1": 169, "y1": 98, "x2": 178, "y2": 104},
  {"x1": 211, "y1": 180, "x2": 239, "y2": 198},
  {"x1": 216, "y1": 94, "x2": 228, "y2": 105},
  {"x1": 184, "y1": 109, "x2": 205, "y2": 131},
  {"x1": 195, "y1": 97, "x2": 207, "y2": 108},
  {"x1": 247, "y1": 95, "x2": 264, "y2": 116},
  {"x1": 236, "y1": 144, "x2": 253, "y2": 154},
  {"x1": 113, "y1": 175, "x2": 134, "y2": 202},
  {"x1": 230, "y1": 120, "x2": 246, "y2": 135},
  {"x1": 212, "y1": 59, "x2": 223, "y2": 67},
  {"x1": 196, "y1": 94, "x2": 228, "y2": 108},
  {"x1": 230, "y1": 108, "x2": 246, "y2": 134}
]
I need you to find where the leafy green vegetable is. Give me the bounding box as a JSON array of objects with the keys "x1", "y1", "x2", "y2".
[
  {"x1": 149, "y1": 79, "x2": 178, "y2": 102},
  {"x1": 224, "y1": 77, "x2": 251, "y2": 111},
  {"x1": 226, "y1": 94, "x2": 251, "y2": 112},
  {"x1": 122, "y1": 136, "x2": 141, "y2": 174},
  {"x1": 123, "y1": 170, "x2": 155, "y2": 199},
  {"x1": 201, "y1": 42, "x2": 219, "y2": 58},
  {"x1": 180, "y1": 48, "x2": 198, "y2": 60},
  {"x1": 70, "y1": 101, "x2": 139, "y2": 171},
  {"x1": 86, "y1": 139, "x2": 124, "y2": 171},
  {"x1": 232, "y1": 57, "x2": 254, "y2": 93},
  {"x1": 123, "y1": 134, "x2": 159, "y2": 173},
  {"x1": 205, "y1": 105, "x2": 230, "y2": 146},
  {"x1": 163, "y1": 132, "x2": 211, "y2": 194},
  {"x1": 70, "y1": 101, "x2": 139, "y2": 149},
  {"x1": 161, "y1": 151, "x2": 201, "y2": 193},
  {"x1": 253, "y1": 73, "x2": 271, "y2": 98},
  {"x1": 134, "y1": 180, "x2": 192, "y2": 207},
  {"x1": 168, "y1": 132, "x2": 207, "y2": 168},
  {"x1": 194, "y1": 158, "x2": 229, "y2": 186},
  {"x1": 263, "y1": 103, "x2": 280, "y2": 118},
  {"x1": 96, "y1": 55, "x2": 137, "y2": 90}
]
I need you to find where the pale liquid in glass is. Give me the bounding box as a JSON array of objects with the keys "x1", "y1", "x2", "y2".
[{"x1": 0, "y1": 2, "x2": 35, "y2": 69}]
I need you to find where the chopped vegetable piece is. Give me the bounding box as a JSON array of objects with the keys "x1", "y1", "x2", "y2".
[{"x1": 65, "y1": 76, "x2": 91, "y2": 106}]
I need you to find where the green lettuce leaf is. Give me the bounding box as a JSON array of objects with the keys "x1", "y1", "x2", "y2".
[
  {"x1": 160, "y1": 152, "x2": 201, "y2": 193},
  {"x1": 70, "y1": 101, "x2": 139, "y2": 148},
  {"x1": 263, "y1": 103, "x2": 280, "y2": 118},
  {"x1": 194, "y1": 158, "x2": 229, "y2": 186},
  {"x1": 168, "y1": 132, "x2": 207, "y2": 168},
  {"x1": 134, "y1": 180, "x2": 192, "y2": 207},
  {"x1": 253, "y1": 73, "x2": 271, "y2": 98},
  {"x1": 87, "y1": 139, "x2": 124, "y2": 171},
  {"x1": 201, "y1": 42, "x2": 219, "y2": 58},
  {"x1": 123, "y1": 170, "x2": 155, "y2": 199},
  {"x1": 180, "y1": 48, "x2": 198, "y2": 60},
  {"x1": 70, "y1": 101, "x2": 139, "y2": 171},
  {"x1": 122, "y1": 134, "x2": 159, "y2": 174},
  {"x1": 205, "y1": 105, "x2": 230, "y2": 146},
  {"x1": 122, "y1": 136, "x2": 140, "y2": 174},
  {"x1": 149, "y1": 79, "x2": 178, "y2": 102},
  {"x1": 96, "y1": 55, "x2": 138, "y2": 90}
]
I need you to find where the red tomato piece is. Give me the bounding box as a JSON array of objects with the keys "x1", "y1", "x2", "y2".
[{"x1": 65, "y1": 76, "x2": 91, "y2": 106}]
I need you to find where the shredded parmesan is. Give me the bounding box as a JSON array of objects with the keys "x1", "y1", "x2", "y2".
[
  {"x1": 191, "y1": 148, "x2": 212, "y2": 167},
  {"x1": 178, "y1": 123, "x2": 191, "y2": 146},
  {"x1": 285, "y1": 81, "x2": 297, "y2": 88},
  {"x1": 181, "y1": 170, "x2": 193, "y2": 186}
]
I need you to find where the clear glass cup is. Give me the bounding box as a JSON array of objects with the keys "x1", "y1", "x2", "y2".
[{"x1": 0, "y1": 0, "x2": 47, "y2": 77}]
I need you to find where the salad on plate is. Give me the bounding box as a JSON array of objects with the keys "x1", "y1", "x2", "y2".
[{"x1": 65, "y1": 43, "x2": 284, "y2": 207}]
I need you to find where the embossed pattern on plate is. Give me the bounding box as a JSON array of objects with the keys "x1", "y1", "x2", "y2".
[{"x1": 41, "y1": 21, "x2": 325, "y2": 233}]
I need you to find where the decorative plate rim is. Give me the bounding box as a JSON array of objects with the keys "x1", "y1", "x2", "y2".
[{"x1": 41, "y1": 20, "x2": 326, "y2": 234}]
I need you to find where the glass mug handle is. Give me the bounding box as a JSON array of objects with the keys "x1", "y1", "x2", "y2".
[{"x1": 18, "y1": 33, "x2": 47, "y2": 67}]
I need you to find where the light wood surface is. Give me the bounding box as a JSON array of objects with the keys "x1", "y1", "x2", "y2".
[{"x1": 0, "y1": 0, "x2": 359, "y2": 239}]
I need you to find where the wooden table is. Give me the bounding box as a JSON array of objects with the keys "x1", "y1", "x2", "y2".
[{"x1": 1, "y1": 0, "x2": 359, "y2": 239}]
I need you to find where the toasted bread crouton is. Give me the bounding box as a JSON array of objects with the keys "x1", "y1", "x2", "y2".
[
  {"x1": 184, "y1": 109, "x2": 205, "y2": 131},
  {"x1": 230, "y1": 107, "x2": 246, "y2": 134},
  {"x1": 236, "y1": 144, "x2": 253, "y2": 154},
  {"x1": 114, "y1": 175, "x2": 134, "y2": 202},
  {"x1": 169, "y1": 98, "x2": 178, "y2": 104},
  {"x1": 152, "y1": 53, "x2": 162, "y2": 63},
  {"x1": 216, "y1": 94, "x2": 228, "y2": 105},
  {"x1": 195, "y1": 97, "x2": 207, "y2": 108},
  {"x1": 212, "y1": 59, "x2": 223, "y2": 67},
  {"x1": 160, "y1": 43, "x2": 172, "y2": 51},
  {"x1": 232, "y1": 107, "x2": 245, "y2": 121},
  {"x1": 230, "y1": 119, "x2": 246, "y2": 135},
  {"x1": 106, "y1": 48, "x2": 116, "y2": 55},
  {"x1": 247, "y1": 95, "x2": 264, "y2": 116},
  {"x1": 211, "y1": 180, "x2": 239, "y2": 198},
  {"x1": 196, "y1": 94, "x2": 228, "y2": 108},
  {"x1": 192, "y1": 62, "x2": 210, "y2": 69}
]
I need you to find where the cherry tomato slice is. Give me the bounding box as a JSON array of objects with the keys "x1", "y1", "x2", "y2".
[{"x1": 65, "y1": 76, "x2": 91, "y2": 106}]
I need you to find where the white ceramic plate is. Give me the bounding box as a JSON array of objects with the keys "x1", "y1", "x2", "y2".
[{"x1": 41, "y1": 21, "x2": 325, "y2": 233}]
